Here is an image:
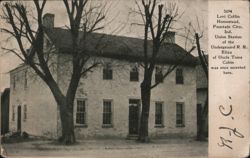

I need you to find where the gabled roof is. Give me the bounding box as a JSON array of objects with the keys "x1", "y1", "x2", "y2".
[
  {"x1": 45, "y1": 28, "x2": 197, "y2": 66},
  {"x1": 9, "y1": 63, "x2": 26, "y2": 73}
]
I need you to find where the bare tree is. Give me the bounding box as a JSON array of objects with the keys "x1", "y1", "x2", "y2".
[
  {"x1": 181, "y1": 17, "x2": 208, "y2": 140},
  {"x1": 1, "y1": 0, "x2": 106, "y2": 144},
  {"x1": 195, "y1": 32, "x2": 208, "y2": 141},
  {"x1": 132, "y1": 0, "x2": 195, "y2": 142},
  {"x1": 180, "y1": 18, "x2": 208, "y2": 140}
]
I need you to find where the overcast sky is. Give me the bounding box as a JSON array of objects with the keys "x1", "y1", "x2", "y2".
[{"x1": 0, "y1": 0, "x2": 207, "y2": 91}]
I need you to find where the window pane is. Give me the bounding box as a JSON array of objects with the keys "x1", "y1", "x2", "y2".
[
  {"x1": 103, "y1": 101, "x2": 112, "y2": 125},
  {"x1": 129, "y1": 99, "x2": 139, "y2": 104},
  {"x1": 176, "y1": 68, "x2": 182, "y2": 75},
  {"x1": 176, "y1": 103, "x2": 184, "y2": 126},
  {"x1": 155, "y1": 67, "x2": 163, "y2": 83},
  {"x1": 103, "y1": 64, "x2": 113, "y2": 80},
  {"x1": 108, "y1": 70, "x2": 112, "y2": 79},
  {"x1": 130, "y1": 71, "x2": 139, "y2": 81},
  {"x1": 103, "y1": 101, "x2": 111, "y2": 112},
  {"x1": 106, "y1": 113, "x2": 111, "y2": 124},
  {"x1": 103, "y1": 113, "x2": 111, "y2": 124},
  {"x1": 130, "y1": 67, "x2": 139, "y2": 81},
  {"x1": 176, "y1": 68, "x2": 183, "y2": 84},
  {"x1": 76, "y1": 100, "x2": 86, "y2": 125},
  {"x1": 155, "y1": 103, "x2": 163, "y2": 125}
]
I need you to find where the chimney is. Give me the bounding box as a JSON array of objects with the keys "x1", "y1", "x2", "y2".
[
  {"x1": 43, "y1": 13, "x2": 55, "y2": 29},
  {"x1": 164, "y1": 31, "x2": 175, "y2": 43}
]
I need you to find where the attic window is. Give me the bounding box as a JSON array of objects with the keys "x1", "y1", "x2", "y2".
[{"x1": 103, "y1": 63, "x2": 113, "y2": 80}]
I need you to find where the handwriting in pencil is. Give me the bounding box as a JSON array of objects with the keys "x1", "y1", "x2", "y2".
[{"x1": 217, "y1": 96, "x2": 244, "y2": 150}]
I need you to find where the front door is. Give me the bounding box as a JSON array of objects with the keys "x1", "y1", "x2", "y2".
[
  {"x1": 129, "y1": 99, "x2": 140, "y2": 135},
  {"x1": 17, "y1": 106, "x2": 21, "y2": 132}
]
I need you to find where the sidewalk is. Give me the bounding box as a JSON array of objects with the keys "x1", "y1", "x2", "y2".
[{"x1": 2, "y1": 138, "x2": 208, "y2": 158}]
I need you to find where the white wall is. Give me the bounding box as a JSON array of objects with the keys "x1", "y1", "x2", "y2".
[
  {"x1": 58, "y1": 55, "x2": 197, "y2": 138},
  {"x1": 9, "y1": 53, "x2": 197, "y2": 139},
  {"x1": 9, "y1": 56, "x2": 59, "y2": 138}
]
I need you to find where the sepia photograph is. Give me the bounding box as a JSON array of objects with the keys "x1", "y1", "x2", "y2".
[{"x1": 0, "y1": 0, "x2": 209, "y2": 157}]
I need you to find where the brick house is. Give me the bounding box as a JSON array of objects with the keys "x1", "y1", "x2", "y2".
[{"x1": 9, "y1": 14, "x2": 197, "y2": 139}]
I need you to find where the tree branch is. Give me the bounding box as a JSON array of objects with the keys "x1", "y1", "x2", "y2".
[
  {"x1": 1, "y1": 47, "x2": 25, "y2": 62},
  {"x1": 150, "y1": 46, "x2": 195, "y2": 89},
  {"x1": 80, "y1": 63, "x2": 100, "y2": 76},
  {"x1": 195, "y1": 33, "x2": 208, "y2": 78}
]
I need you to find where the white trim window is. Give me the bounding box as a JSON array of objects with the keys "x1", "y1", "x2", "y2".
[
  {"x1": 102, "y1": 100, "x2": 113, "y2": 127},
  {"x1": 75, "y1": 99, "x2": 87, "y2": 126},
  {"x1": 155, "y1": 102, "x2": 164, "y2": 127},
  {"x1": 176, "y1": 102, "x2": 185, "y2": 127}
]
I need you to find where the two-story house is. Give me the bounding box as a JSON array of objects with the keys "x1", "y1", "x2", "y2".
[{"x1": 9, "y1": 13, "x2": 197, "y2": 139}]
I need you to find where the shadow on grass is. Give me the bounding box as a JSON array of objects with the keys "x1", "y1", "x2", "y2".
[{"x1": 1, "y1": 132, "x2": 52, "y2": 144}]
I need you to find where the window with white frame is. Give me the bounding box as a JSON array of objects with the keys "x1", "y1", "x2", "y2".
[
  {"x1": 102, "y1": 100, "x2": 113, "y2": 127},
  {"x1": 76, "y1": 99, "x2": 87, "y2": 125},
  {"x1": 155, "y1": 102, "x2": 164, "y2": 127},
  {"x1": 176, "y1": 102, "x2": 185, "y2": 127}
]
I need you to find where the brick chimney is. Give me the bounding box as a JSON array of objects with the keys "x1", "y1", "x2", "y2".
[
  {"x1": 43, "y1": 13, "x2": 54, "y2": 29},
  {"x1": 164, "y1": 31, "x2": 175, "y2": 43}
]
